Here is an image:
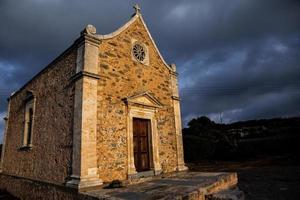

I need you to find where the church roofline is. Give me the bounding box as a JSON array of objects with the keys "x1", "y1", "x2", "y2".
[
  {"x1": 8, "y1": 41, "x2": 79, "y2": 99},
  {"x1": 97, "y1": 14, "x2": 138, "y2": 40},
  {"x1": 96, "y1": 12, "x2": 173, "y2": 71}
]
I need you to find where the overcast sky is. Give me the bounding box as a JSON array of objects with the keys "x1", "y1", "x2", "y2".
[{"x1": 0, "y1": 0, "x2": 300, "y2": 141}]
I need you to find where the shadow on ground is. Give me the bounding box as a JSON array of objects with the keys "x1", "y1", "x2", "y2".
[
  {"x1": 0, "y1": 189, "x2": 19, "y2": 200},
  {"x1": 187, "y1": 155, "x2": 300, "y2": 200}
]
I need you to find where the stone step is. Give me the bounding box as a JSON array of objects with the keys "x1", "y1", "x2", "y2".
[
  {"x1": 83, "y1": 172, "x2": 242, "y2": 200},
  {"x1": 206, "y1": 187, "x2": 245, "y2": 200}
]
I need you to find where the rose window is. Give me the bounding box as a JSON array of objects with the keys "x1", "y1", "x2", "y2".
[{"x1": 133, "y1": 43, "x2": 146, "y2": 62}]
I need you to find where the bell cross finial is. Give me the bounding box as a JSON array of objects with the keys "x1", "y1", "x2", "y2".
[{"x1": 133, "y1": 3, "x2": 141, "y2": 15}]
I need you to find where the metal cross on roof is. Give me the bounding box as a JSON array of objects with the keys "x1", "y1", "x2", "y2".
[{"x1": 133, "y1": 4, "x2": 141, "y2": 14}]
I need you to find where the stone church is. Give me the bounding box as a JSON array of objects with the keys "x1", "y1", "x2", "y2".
[{"x1": 0, "y1": 5, "x2": 187, "y2": 190}]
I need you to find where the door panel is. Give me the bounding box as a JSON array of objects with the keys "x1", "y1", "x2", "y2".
[{"x1": 133, "y1": 118, "x2": 151, "y2": 172}]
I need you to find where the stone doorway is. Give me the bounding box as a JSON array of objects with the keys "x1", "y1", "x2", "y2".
[
  {"x1": 124, "y1": 92, "x2": 163, "y2": 177},
  {"x1": 133, "y1": 118, "x2": 151, "y2": 172}
]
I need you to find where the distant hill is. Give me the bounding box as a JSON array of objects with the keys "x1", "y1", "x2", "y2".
[{"x1": 183, "y1": 116, "x2": 300, "y2": 162}]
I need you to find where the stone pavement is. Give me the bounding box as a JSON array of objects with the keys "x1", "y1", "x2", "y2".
[{"x1": 83, "y1": 172, "x2": 242, "y2": 200}]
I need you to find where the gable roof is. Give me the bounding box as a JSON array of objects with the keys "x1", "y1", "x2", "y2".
[{"x1": 96, "y1": 13, "x2": 172, "y2": 71}]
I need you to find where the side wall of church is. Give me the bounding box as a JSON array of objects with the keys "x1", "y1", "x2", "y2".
[
  {"x1": 1, "y1": 48, "x2": 77, "y2": 185},
  {"x1": 97, "y1": 18, "x2": 178, "y2": 182}
]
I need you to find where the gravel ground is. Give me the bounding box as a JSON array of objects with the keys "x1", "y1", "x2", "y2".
[{"x1": 187, "y1": 155, "x2": 300, "y2": 200}]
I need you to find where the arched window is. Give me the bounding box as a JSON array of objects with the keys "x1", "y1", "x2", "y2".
[{"x1": 23, "y1": 91, "x2": 35, "y2": 147}]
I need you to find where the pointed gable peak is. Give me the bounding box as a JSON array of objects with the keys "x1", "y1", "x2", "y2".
[
  {"x1": 97, "y1": 5, "x2": 141, "y2": 40},
  {"x1": 96, "y1": 5, "x2": 173, "y2": 71}
]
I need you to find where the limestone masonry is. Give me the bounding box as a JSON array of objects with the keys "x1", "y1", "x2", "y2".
[{"x1": 0, "y1": 6, "x2": 187, "y2": 191}]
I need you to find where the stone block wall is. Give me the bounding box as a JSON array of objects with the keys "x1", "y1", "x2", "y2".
[
  {"x1": 0, "y1": 174, "x2": 96, "y2": 200},
  {"x1": 96, "y1": 17, "x2": 178, "y2": 182},
  {"x1": 1, "y1": 47, "x2": 77, "y2": 185}
]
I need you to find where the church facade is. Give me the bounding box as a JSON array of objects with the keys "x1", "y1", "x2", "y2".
[{"x1": 0, "y1": 6, "x2": 187, "y2": 189}]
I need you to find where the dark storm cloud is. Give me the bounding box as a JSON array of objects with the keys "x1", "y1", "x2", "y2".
[
  {"x1": 180, "y1": 35, "x2": 300, "y2": 123},
  {"x1": 0, "y1": 0, "x2": 300, "y2": 139}
]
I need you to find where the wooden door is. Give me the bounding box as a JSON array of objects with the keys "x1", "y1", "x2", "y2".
[{"x1": 133, "y1": 118, "x2": 151, "y2": 172}]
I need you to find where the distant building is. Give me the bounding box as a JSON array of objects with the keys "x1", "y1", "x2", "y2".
[{"x1": 0, "y1": 5, "x2": 187, "y2": 190}]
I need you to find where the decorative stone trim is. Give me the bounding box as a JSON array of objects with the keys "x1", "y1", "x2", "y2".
[
  {"x1": 123, "y1": 92, "x2": 163, "y2": 178},
  {"x1": 97, "y1": 15, "x2": 138, "y2": 40},
  {"x1": 170, "y1": 64, "x2": 188, "y2": 172},
  {"x1": 70, "y1": 71, "x2": 101, "y2": 82},
  {"x1": 66, "y1": 175, "x2": 102, "y2": 190},
  {"x1": 17, "y1": 145, "x2": 33, "y2": 151},
  {"x1": 75, "y1": 24, "x2": 101, "y2": 47},
  {"x1": 171, "y1": 96, "x2": 180, "y2": 101},
  {"x1": 67, "y1": 25, "x2": 103, "y2": 189},
  {"x1": 75, "y1": 34, "x2": 101, "y2": 48},
  {"x1": 125, "y1": 102, "x2": 161, "y2": 110},
  {"x1": 138, "y1": 15, "x2": 173, "y2": 71},
  {"x1": 81, "y1": 24, "x2": 97, "y2": 35},
  {"x1": 124, "y1": 92, "x2": 163, "y2": 108},
  {"x1": 169, "y1": 64, "x2": 178, "y2": 76},
  {"x1": 123, "y1": 92, "x2": 162, "y2": 177},
  {"x1": 21, "y1": 91, "x2": 36, "y2": 148},
  {"x1": 125, "y1": 106, "x2": 162, "y2": 177},
  {"x1": 131, "y1": 39, "x2": 149, "y2": 66},
  {"x1": 169, "y1": 70, "x2": 178, "y2": 76}
]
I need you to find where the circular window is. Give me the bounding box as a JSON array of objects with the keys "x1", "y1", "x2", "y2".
[{"x1": 133, "y1": 43, "x2": 146, "y2": 62}]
